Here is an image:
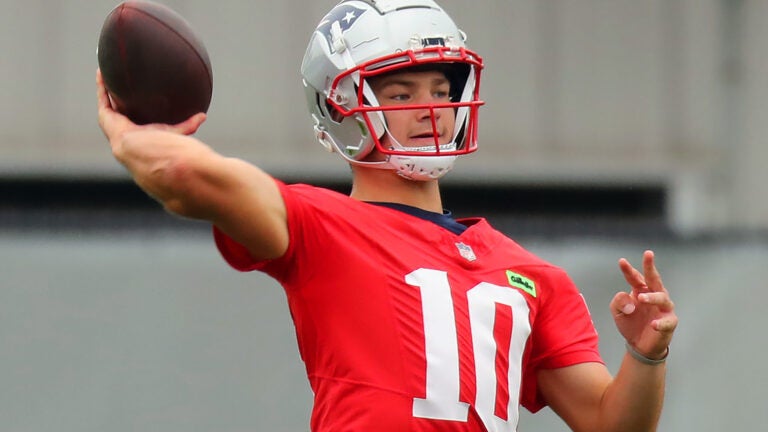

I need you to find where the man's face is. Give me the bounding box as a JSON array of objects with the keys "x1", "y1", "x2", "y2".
[{"x1": 368, "y1": 69, "x2": 456, "y2": 150}]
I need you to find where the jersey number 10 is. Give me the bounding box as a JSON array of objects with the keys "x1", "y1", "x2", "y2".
[{"x1": 406, "y1": 268, "x2": 532, "y2": 432}]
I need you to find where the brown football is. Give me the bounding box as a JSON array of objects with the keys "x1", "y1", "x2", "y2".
[{"x1": 97, "y1": 1, "x2": 213, "y2": 125}]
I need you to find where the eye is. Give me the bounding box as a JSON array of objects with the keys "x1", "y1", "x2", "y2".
[
  {"x1": 433, "y1": 90, "x2": 450, "y2": 100},
  {"x1": 433, "y1": 83, "x2": 451, "y2": 100},
  {"x1": 390, "y1": 93, "x2": 411, "y2": 102}
]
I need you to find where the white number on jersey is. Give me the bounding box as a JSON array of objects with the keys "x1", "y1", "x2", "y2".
[{"x1": 406, "y1": 268, "x2": 532, "y2": 432}]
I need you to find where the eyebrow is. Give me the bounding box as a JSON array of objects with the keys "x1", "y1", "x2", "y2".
[{"x1": 372, "y1": 75, "x2": 450, "y2": 91}]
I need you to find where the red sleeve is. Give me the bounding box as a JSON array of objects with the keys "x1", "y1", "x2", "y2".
[
  {"x1": 520, "y1": 266, "x2": 603, "y2": 413},
  {"x1": 212, "y1": 179, "x2": 298, "y2": 279},
  {"x1": 212, "y1": 225, "x2": 262, "y2": 272},
  {"x1": 211, "y1": 180, "x2": 331, "y2": 289}
]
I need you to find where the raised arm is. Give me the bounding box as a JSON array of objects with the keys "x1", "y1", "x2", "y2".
[
  {"x1": 538, "y1": 250, "x2": 677, "y2": 432},
  {"x1": 96, "y1": 69, "x2": 288, "y2": 260}
]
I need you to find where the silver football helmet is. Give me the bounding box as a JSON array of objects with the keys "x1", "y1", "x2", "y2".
[{"x1": 301, "y1": 0, "x2": 484, "y2": 180}]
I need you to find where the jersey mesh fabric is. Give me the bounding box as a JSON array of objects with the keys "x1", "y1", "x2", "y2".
[{"x1": 213, "y1": 181, "x2": 603, "y2": 432}]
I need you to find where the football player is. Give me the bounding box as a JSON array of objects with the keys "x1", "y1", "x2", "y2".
[{"x1": 96, "y1": 1, "x2": 677, "y2": 431}]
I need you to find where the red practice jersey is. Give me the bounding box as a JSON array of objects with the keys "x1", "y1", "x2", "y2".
[{"x1": 214, "y1": 182, "x2": 602, "y2": 432}]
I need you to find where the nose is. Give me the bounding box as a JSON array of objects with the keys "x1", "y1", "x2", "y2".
[
  {"x1": 414, "y1": 91, "x2": 442, "y2": 122},
  {"x1": 416, "y1": 106, "x2": 441, "y2": 123}
]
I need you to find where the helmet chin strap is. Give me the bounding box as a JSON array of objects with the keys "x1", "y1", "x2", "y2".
[
  {"x1": 387, "y1": 153, "x2": 458, "y2": 180},
  {"x1": 345, "y1": 132, "x2": 458, "y2": 180},
  {"x1": 379, "y1": 133, "x2": 458, "y2": 180}
]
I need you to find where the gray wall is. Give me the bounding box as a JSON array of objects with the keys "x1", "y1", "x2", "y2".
[
  {"x1": 2, "y1": 232, "x2": 766, "y2": 431},
  {"x1": 1, "y1": 0, "x2": 767, "y2": 233}
]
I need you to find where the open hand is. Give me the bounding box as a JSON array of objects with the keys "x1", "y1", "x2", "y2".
[{"x1": 610, "y1": 250, "x2": 678, "y2": 360}]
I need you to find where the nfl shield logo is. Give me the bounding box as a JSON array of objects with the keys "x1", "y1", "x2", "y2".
[{"x1": 455, "y1": 242, "x2": 477, "y2": 262}]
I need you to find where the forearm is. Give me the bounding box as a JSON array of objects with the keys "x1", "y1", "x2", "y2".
[
  {"x1": 111, "y1": 128, "x2": 288, "y2": 259},
  {"x1": 597, "y1": 353, "x2": 666, "y2": 432},
  {"x1": 112, "y1": 129, "x2": 222, "y2": 218}
]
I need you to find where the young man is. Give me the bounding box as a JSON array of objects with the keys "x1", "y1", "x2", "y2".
[{"x1": 96, "y1": 1, "x2": 677, "y2": 431}]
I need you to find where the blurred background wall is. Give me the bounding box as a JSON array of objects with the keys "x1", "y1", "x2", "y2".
[
  {"x1": 2, "y1": 0, "x2": 767, "y2": 233},
  {"x1": 1, "y1": 0, "x2": 766, "y2": 431}
]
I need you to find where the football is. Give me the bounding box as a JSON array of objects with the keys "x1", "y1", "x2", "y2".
[{"x1": 97, "y1": 1, "x2": 213, "y2": 125}]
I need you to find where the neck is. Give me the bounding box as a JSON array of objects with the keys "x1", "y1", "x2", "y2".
[{"x1": 349, "y1": 166, "x2": 443, "y2": 213}]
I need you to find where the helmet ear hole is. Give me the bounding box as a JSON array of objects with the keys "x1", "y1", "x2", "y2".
[
  {"x1": 325, "y1": 101, "x2": 345, "y2": 124},
  {"x1": 314, "y1": 93, "x2": 327, "y2": 119}
]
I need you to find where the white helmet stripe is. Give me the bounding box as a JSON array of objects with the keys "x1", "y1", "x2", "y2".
[{"x1": 361, "y1": 80, "x2": 386, "y2": 139}]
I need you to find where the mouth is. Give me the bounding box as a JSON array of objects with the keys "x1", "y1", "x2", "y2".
[{"x1": 409, "y1": 131, "x2": 444, "y2": 143}]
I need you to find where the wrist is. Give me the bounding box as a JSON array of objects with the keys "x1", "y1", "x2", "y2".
[{"x1": 625, "y1": 342, "x2": 669, "y2": 366}]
